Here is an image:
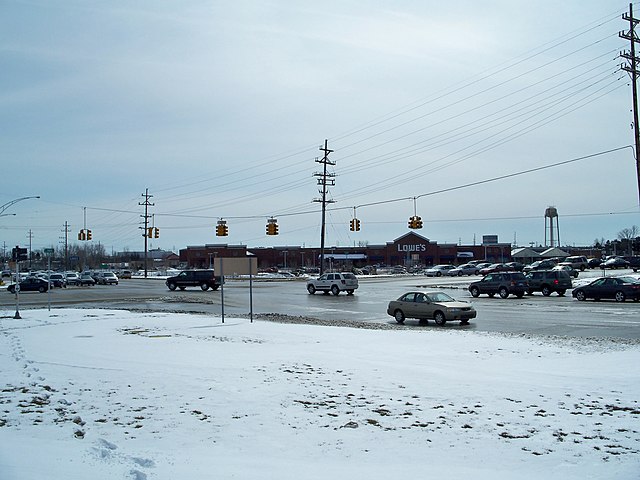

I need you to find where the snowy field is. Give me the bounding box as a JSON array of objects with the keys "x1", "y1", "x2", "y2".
[{"x1": 1, "y1": 308, "x2": 639, "y2": 479}]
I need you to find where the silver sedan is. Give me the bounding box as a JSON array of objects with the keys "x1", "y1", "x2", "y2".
[{"x1": 387, "y1": 290, "x2": 477, "y2": 326}]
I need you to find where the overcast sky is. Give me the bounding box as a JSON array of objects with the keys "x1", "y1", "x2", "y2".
[{"x1": 1, "y1": 0, "x2": 639, "y2": 255}]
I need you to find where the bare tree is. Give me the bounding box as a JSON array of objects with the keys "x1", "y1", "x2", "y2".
[{"x1": 618, "y1": 225, "x2": 639, "y2": 254}]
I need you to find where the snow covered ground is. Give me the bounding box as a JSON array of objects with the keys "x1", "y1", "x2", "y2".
[{"x1": 1, "y1": 308, "x2": 638, "y2": 479}]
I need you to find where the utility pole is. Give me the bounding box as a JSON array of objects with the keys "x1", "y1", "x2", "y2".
[
  {"x1": 139, "y1": 188, "x2": 154, "y2": 278},
  {"x1": 27, "y1": 229, "x2": 33, "y2": 269},
  {"x1": 313, "y1": 139, "x2": 335, "y2": 275},
  {"x1": 61, "y1": 221, "x2": 70, "y2": 271},
  {"x1": 620, "y1": 3, "x2": 640, "y2": 205}
]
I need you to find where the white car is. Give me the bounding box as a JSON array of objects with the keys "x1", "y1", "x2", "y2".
[
  {"x1": 446, "y1": 264, "x2": 479, "y2": 276},
  {"x1": 424, "y1": 265, "x2": 455, "y2": 277},
  {"x1": 96, "y1": 272, "x2": 119, "y2": 285},
  {"x1": 306, "y1": 272, "x2": 358, "y2": 295}
]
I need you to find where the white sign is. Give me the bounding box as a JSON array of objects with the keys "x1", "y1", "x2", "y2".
[{"x1": 397, "y1": 244, "x2": 427, "y2": 252}]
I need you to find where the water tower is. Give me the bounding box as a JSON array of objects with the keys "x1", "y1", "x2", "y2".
[{"x1": 544, "y1": 206, "x2": 560, "y2": 247}]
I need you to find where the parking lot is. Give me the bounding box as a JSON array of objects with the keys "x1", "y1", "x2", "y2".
[{"x1": 1, "y1": 271, "x2": 639, "y2": 339}]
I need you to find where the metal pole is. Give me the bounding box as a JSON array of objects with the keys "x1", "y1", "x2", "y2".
[
  {"x1": 220, "y1": 256, "x2": 225, "y2": 324},
  {"x1": 14, "y1": 259, "x2": 21, "y2": 319},
  {"x1": 249, "y1": 257, "x2": 253, "y2": 323}
]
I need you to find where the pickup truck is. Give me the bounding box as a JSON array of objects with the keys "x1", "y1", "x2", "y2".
[{"x1": 165, "y1": 270, "x2": 222, "y2": 291}]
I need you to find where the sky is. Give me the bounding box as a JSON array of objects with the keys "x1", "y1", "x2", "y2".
[
  {"x1": 1, "y1": 0, "x2": 640, "y2": 255},
  {"x1": 1, "y1": 307, "x2": 639, "y2": 479}
]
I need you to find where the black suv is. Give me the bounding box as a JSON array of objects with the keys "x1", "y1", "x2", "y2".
[
  {"x1": 525, "y1": 270, "x2": 572, "y2": 296},
  {"x1": 166, "y1": 270, "x2": 221, "y2": 291},
  {"x1": 468, "y1": 272, "x2": 528, "y2": 298}
]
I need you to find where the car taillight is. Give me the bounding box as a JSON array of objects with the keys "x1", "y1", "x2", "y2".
[{"x1": 554, "y1": 279, "x2": 558, "y2": 285}]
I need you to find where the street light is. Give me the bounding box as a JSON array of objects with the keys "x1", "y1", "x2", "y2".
[{"x1": 0, "y1": 196, "x2": 40, "y2": 217}]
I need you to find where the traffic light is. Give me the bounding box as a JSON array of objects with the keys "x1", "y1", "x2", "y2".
[
  {"x1": 86, "y1": 229, "x2": 92, "y2": 240},
  {"x1": 355, "y1": 218, "x2": 361, "y2": 231},
  {"x1": 154, "y1": 227, "x2": 159, "y2": 238},
  {"x1": 408, "y1": 215, "x2": 422, "y2": 229},
  {"x1": 147, "y1": 227, "x2": 154, "y2": 238},
  {"x1": 78, "y1": 229, "x2": 86, "y2": 241},
  {"x1": 266, "y1": 218, "x2": 279, "y2": 235},
  {"x1": 216, "y1": 220, "x2": 228, "y2": 236},
  {"x1": 349, "y1": 219, "x2": 355, "y2": 231}
]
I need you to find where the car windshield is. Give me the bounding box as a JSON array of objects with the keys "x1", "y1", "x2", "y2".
[{"x1": 426, "y1": 292, "x2": 455, "y2": 302}]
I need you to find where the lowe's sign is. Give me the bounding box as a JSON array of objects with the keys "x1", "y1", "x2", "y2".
[{"x1": 397, "y1": 244, "x2": 427, "y2": 252}]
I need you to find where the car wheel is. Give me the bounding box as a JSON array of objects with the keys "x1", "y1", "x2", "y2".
[
  {"x1": 526, "y1": 289, "x2": 533, "y2": 295},
  {"x1": 307, "y1": 284, "x2": 316, "y2": 294},
  {"x1": 168, "y1": 282, "x2": 177, "y2": 291},
  {"x1": 394, "y1": 310, "x2": 405, "y2": 324},
  {"x1": 499, "y1": 287, "x2": 509, "y2": 299},
  {"x1": 38, "y1": 286, "x2": 46, "y2": 293},
  {"x1": 331, "y1": 285, "x2": 340, "y2": 296},
  {"x1": 541, "y1": 286, "x2": 551, "y2": 297},
  {"x1": 200, "y1": 282, "x2": 209, "y2": 291},
  {"x1": 470, "y1": 286, "x2": 480, "y2": 298},
  {"x1": 575, "y1": 290, "x2": 586, "y2": 301},
  {"x1": 434, "y1": 311, "x2": 446, "y2": 326},
  {"x1": 458, "y1": 271, "x2": 463, "y2": 277},
  {"x1": 556, "y1": 289, "x2": 566, "y2": 296},
  {"x1": 615, "y1": 291, "x2": 626, "y2": 302},
  {"x1": 580, "y1": 265, "x2": 586, "y2": 271},
  {"x1": 8, "y1": 286, "x2": 15, "y2": 294},
  {"x1": 346, "y1": 290, "x2": 354, "y2": 295},
  {"x1": 436, "y1": 271, "x2": 442, "y2": 277}
]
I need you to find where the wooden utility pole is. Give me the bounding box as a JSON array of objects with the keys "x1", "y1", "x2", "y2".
[
  {"x1": 313, "y1": 140, "x2": 335, "y2": 275},
  {"x1": 139, "y1": 188, "x2": 154, "y2": 278},
  {"x1": 620, "y1": 3, "x2": 640, "y2": 205}
]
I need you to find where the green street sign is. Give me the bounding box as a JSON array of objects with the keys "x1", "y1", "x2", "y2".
[{"x1": 44, "y1": 248, "x2": 54, "y2": 255}]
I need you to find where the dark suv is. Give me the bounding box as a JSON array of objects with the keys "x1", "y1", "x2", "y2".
[
  {"x1": 525, "y1": 270, "x2": 572, "y2": 296},
  {"x1": 166, "y1": 270, "x2": 221, "y2": 291},
  {"x1": 468, "y1": 272, "x2": 528, "y2": 298}
]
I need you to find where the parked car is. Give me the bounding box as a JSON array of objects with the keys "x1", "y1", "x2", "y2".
[
  {"x1": 551, "y1": 265, "x2": 579, "y2": 279},
  {"x1": 558, "y1": 255, "x2": 589, "y2": 271},
  {"x1": 479, "y1": 263, "x2": 507, "y2": 275},
  {"x1": 504, "y1": 261, "x2": 525, "y2": 271},
  {"x1": 523, "y1": 260, "x2": 556, "y2": 272},
  {"x1": 468, "y1": 272, "x2": 529, "y2": 298},
  {"x1": 387, "y1": 290, "x2": 477, "y2": 326},
  {"x1": 65, "y1": 272, "x2": 80, "y2": 286},
  {"x1": 96, "y1": 272, "x2": 119, "y2": 285},
  {"x1": 622, "y1": 256, "x2": 640, "y2": 272},
  {"x1": 48, "y1": 273, "x2": 67, "y2": 288},
  {"x1": 525, "y1": 270, "x2": 572, "y2": 296},
  {"x1": 600, "y1": 257, "x2": 630, "y2": 270},
  {"x1": 306, "y1": 272, "x2": 359, "y2": 295},
  {"x1": 119, "y1": 270, "x2": 132, "y2": 279},
  {"x1": 78, "y1": 272, "x2": 96, "y2": 286},
  {"x1": 587, "y1": 258, "x2": 603, "y2": 269},
  {"x1": 473, "y1": 262, "x2": 492, "y2": 270},
  {"x1": 446, "y1": 263, "x2": 479, "y2": 276},
  {"x1": 166, "y1": 270, "x2": 221, "y2": 291},
  {"x1": 424, "y1": 265, "x2": 455, "y2": 277},
  {"x1": 7, "y1": 277, "x2": 50, "y2": 293},
  {"x1": 572, "y1": 276, "x2": 640, "y2": 302}
]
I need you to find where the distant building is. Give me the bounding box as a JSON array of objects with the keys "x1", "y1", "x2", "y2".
[{"x1": 179, "y1": 232, "x2": 513, "y2": 270}]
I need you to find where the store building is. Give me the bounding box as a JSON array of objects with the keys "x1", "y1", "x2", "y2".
[{"x1": 179, "y1": 232, "x2": 513, "y2": 270}]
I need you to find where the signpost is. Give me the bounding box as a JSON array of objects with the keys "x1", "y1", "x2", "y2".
[
  {"x1": 44, "y1": 248, "x2": 54, "y2": 312},
  {"x1": 214, "y1": 256, "x2": 258, "y2": 323}
]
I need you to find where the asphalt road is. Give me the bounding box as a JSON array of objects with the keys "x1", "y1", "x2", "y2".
[{"x1": 1, "y1": 272, "x2": 639, "y2": 339}]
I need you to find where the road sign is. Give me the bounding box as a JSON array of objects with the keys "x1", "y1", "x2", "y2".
[{"x1": 44, "y1": 248, "x2": 54, "y2": 255}]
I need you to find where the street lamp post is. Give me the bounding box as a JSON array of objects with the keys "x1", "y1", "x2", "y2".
[{"x1": 0, "y1": 196, "x2": 40, "y2": 217}]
